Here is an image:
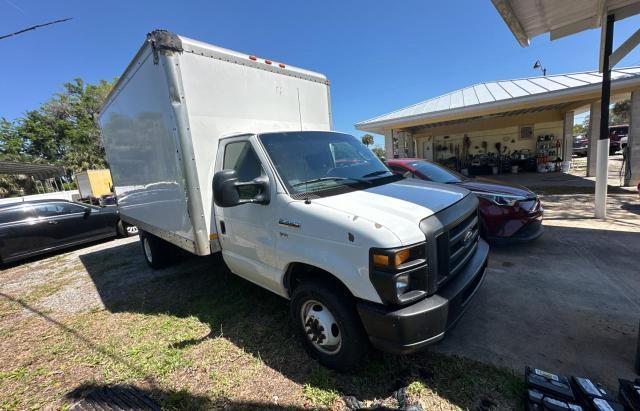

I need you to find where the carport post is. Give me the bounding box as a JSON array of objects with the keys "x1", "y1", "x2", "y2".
[{"x1": 594, "y1": 14, "x2": 615, "y2": 219}]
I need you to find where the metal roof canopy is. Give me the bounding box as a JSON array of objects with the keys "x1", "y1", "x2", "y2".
[
  {"x1": 355, "y1": 66, "x2": 640, "y2": 132},
  {"x1": 0, "y1": 161, "x2": 64, "y2": 179}
]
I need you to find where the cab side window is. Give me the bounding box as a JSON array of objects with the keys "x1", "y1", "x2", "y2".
[{"x1": 223, "y1": 141, "x2": 264, "y2": 200}]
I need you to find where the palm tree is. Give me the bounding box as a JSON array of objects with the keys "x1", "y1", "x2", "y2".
[{"x1": 361, "y1": 134, "x2": 374, "y2": 147}]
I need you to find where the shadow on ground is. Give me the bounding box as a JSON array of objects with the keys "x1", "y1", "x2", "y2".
[
  {"x1": 64, "y1": 382, "x2": 309, "y2": 410},
  {"x1": 72, "y1": 240, "x2": 520, "y2": 409}
]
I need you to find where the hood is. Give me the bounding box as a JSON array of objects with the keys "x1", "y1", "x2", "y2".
[
  {"x1": 458, "y1": 177, "x2": 535, "y2": 198},
  {"x1": 312, "y1": 178, "x2": 468, "y2": 245}
]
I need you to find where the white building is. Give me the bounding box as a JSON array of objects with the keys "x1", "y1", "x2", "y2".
[{"x1": 356, "y1": 67, "x2": 640, "y2": 185}]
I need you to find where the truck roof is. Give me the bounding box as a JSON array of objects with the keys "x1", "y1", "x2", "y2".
[{"x1": 102, "y1": 30, "x2": 328, "y2": 113}]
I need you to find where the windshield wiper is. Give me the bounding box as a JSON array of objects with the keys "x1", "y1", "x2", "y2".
[
  {"x1": 292, "y1": 177, "x2": 349, "y2": 188},
  {"x1": 361, "y1": 170, "x2": 392, "y2": 178},
  {"x1": 292, "y1": 176, "x2": 374, "y2": 189}
]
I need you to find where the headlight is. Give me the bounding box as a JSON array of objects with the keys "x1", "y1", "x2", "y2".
[
  {"x1": 395, "y1": 273, "x2": 410, "y2": 296},
  {"x1": 369, "y1": 243, "x2": 427, "y2": 304},
  {"x1": 475, "y1": 192, "x2": 527, "y2": 206}
]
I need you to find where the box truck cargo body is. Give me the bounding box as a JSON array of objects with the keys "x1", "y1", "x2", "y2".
[
  {"x1": 99, "y1": 31, "x2": 488, "y2": 370},
  {"x1": 100, "y1": 31, "x2": 331, "y2": 256}
]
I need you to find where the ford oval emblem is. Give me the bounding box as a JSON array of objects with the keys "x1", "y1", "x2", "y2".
[{"x1": 463, "y1": 229, "x2": 474, "y2": 244}]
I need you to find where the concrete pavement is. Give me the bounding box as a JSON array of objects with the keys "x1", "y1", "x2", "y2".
[{"x1": 433, "y1": 192, "x2": 640, "y2": 388}]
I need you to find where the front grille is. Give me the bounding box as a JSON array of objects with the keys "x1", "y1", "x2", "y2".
[
  {"x1": 419, "y1": 194, "x2": 481, "y2": 294},
  {"x1": 436, "y1": 210, "x2": 479, "y2": 284}
]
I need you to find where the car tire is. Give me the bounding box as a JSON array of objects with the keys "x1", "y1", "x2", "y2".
[
  {"x1": 117, "y1": 220, "x2": 127, "y2": 237},
  {"x1": 290, "y1": 279, "x2": 368, "y2": 372},
  {"x1": 139, "y1": 231, "x2": 173, "y2": 269}
]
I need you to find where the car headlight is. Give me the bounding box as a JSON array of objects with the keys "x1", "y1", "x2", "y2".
[
  {"x1": 395, "y1": 273, "x2": 410, "y2": 296},
  {"x1": 370, "y1": 243, "x2": 427, "y2": 304},
  {"x1": 475, "y1": 192, "x2": 527, "y2": 207}
]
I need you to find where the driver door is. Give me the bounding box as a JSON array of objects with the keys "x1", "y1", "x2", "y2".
[{"x1": 213, "y1": 136, "x2": 279, "y2": 291}]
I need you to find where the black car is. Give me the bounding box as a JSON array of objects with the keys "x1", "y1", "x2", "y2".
[{"x1": 0, "y1": 200, "x2": 125, "y2": 263}]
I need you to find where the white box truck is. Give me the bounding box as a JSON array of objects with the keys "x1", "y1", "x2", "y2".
[{"x1": 99, "y1": 30, "x2": 489, "y2": 370}]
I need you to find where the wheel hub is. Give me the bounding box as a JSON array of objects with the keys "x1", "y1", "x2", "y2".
[{"x1": 301, "y1": 300, "x2": 341, "y2": 354}]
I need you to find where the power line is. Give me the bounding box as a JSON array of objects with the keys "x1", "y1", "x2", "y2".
[{"x1": 0, "y1": 17, "x2": 72, "y2": 41}]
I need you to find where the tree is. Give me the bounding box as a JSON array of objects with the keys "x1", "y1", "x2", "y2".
[
  {"x1": 573, "y1": 117, "x2": 589, "y2": 135},
  {"x1": 610, "y1": 99, "x2": 630, "y2": 125},
  {"x1": 371, "y1": 147, "x2": 386, "y2": 159},
  {"x1": 361, "y1": 134, "x2": 374, "y2": 147},
  {"x1": 0, "y1": 77, "x2": 116, "y2": 196}
]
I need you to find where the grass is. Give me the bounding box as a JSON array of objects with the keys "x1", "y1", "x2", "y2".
[{"x1": 0, "y1": 239, "x2": 525, "y2": 410}]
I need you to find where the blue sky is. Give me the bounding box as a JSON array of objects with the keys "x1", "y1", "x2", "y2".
[{"x1": 1, "y1": 1, "x2": 639, "y2": 148}]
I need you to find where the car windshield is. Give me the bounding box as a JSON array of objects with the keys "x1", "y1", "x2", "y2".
[
  {"x1": 259, "y1": 131, "x2": 393, "y2": 194},
  {"x1": 410, "y1": 161, "x2": 467, "y2": 184}
]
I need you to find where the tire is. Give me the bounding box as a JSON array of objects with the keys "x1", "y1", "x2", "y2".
[
  {"x1": 290, "y1": 279, "x2": 368, "y2": 372},
  {"x1": 139, "y1": 230, "x2": 173, "y2": 269},
  {"x1": 117, "y1": 220, "x2": 127, "y2": 237}
]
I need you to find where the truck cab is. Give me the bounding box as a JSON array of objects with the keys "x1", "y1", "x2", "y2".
[{"x1": 208, "y1": 130, "x2": 488, "y2": 370}]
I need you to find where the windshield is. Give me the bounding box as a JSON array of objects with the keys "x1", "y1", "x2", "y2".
[
  {"x1": 259, "y1": 131, "x2": 393, "y2": 194},
  {"x1": 410, "y1": 161, "x2": 467, "y2": 184}
]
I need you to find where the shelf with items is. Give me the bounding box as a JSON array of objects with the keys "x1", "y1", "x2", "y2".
[{"x1": 535, "y1": 135, "x2": 562, "y2": 173}]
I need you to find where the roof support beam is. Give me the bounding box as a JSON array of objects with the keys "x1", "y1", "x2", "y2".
[
  {"x1": 551, "y1": 17, "x2": 599, "y2": 41},
  {"x1": 491, "y1": 0, "x2": 529, "y2": 47},
  {"x1": 609, "y1": 28, "x2": 640, "y2": 70}
]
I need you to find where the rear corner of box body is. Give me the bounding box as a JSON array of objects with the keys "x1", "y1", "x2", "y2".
[{"x1": 98, "y1": 39, "x2": 209, "y2": 255}]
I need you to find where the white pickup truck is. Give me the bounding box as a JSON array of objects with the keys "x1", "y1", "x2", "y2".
[{"x1": 99, "y1": 30, "x2": 489, "y2": 370}]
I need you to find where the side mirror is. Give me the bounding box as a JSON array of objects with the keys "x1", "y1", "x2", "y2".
[
  {"x1": 213, "y1": 169, "x2": 270, "y2": 207},
  {"x1": 83, "y1": 207, "x2": 91, "y2": 218}
]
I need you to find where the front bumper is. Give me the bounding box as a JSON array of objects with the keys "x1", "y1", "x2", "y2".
[
  {"x1": 486, "y1": 218, "x2": 544, "y2": 244},
  {"x1": 356, "y1": 239, "x2": 489, "y2": 354}
]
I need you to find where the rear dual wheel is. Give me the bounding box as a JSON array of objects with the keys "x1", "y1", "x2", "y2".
[{"x1": 139, "y1": 231, "x2": 174, "y2": 269}]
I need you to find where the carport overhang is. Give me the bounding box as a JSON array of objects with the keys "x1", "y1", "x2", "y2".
[{"x1": 0, "y1": 161, "x2": 64, "y2": 179}]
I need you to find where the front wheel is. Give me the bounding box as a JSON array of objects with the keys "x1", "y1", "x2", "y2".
[{"x1": 290, "y1": 280, "x2": 368, "y2": 372}]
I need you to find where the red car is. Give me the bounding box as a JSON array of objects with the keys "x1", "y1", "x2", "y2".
[{"x1": 387, "y1": 159, "x2": 544, "y2": 243}]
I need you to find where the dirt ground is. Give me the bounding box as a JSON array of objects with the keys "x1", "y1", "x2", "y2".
[
  {"x1": 1, "y1": 186, "x2": 638, "y2": 410},
  {"x1": 0, "y1": 237, "x2": 521, "y2": 410}
]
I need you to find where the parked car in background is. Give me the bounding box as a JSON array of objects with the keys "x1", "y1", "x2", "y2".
[
  {"x1": 609, "y1": 125, "x2": 628, "y2": 155},
  {"x1": 387, "y1": 159, "x2": 544, "y2": 243},
  {"x1": 0, "y1": 200, "x2": 127, "y2": 264},
  {"x1": 98, "y1": 194, "x2": 138, "y2": 236},
  {"x1": 573, "y1": 134, "x2": 589, "y2": 157}
]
